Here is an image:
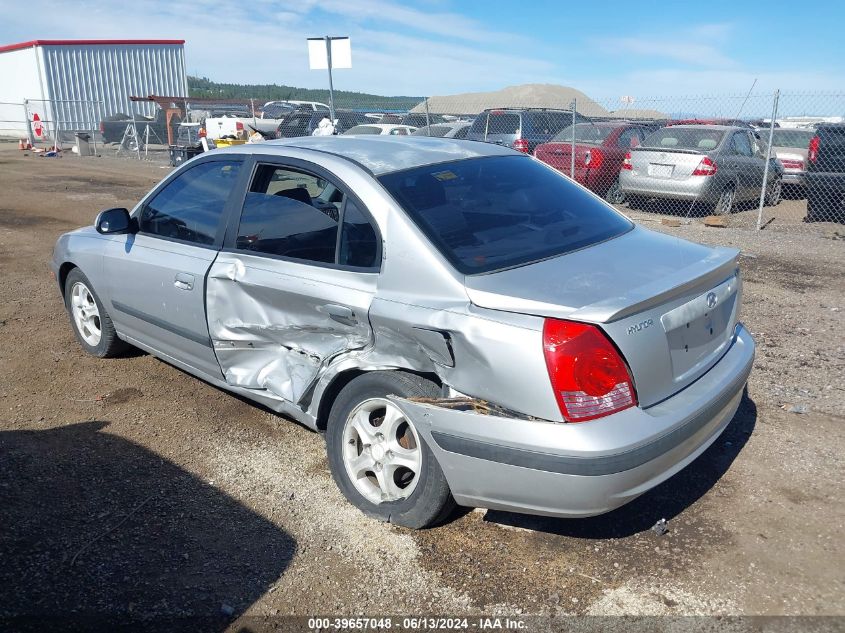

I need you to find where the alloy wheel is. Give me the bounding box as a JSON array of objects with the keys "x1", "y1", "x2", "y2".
[
  {"x1": 342, "y1": 398, "x2": 422, "y2": 504},
  {"x1": 70, "y1": 282, "x2": 102, "y2": 346}
]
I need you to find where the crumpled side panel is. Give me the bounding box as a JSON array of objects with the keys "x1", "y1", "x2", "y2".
[{"x1": 207, "y1": 254, "x2": 376, "y2": 404}]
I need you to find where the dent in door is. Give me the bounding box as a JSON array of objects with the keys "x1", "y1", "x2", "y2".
[{"x1": 206, "y1": 256, "x2": 373, "y2": 403}]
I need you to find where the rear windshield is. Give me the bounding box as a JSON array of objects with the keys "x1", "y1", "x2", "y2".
[
  {"x1": 486, "y1": 112, "x2": 520, "y2": 135},
  {"x1": 769, "y1": 129, "x2": 814, "y2": 148},
  {"x1": 345, "y1": 125, "x2": 382, "y2": 135},
  {"x1": 642, "y1": 128, "x2": 725, "y2": 151},
  {"x1": 378, "y1": 156, "x2": 632, "y2": 274},
  {"x1": 413, "y1": 125, "x2": 450, "y2": 137},
  {"x1": 553, "y1": 123, "x2": 615, "y2": 143}
]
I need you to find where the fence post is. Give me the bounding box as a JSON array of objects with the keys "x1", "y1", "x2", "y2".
[
  {"x1": 424, "y1": 98, "x2": 431, "y2": 135},
  {"x1": 23, "y1": 99, "x2": 34, "y2": 145},
  {"x1": 756, "y1": 89, "x2": 780, "y2": 230},
  {"x1": 570, "y1": 98, "x2": 576, "y2": 178}
]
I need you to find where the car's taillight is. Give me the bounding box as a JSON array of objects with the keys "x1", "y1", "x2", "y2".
[
  {"x1": 235, "y1": 121, "x2": 244, "y2": 132},
  {"x1": 512, "y1": 138, "x2": 529, "y2": 153},
  {"x1": 585, "y1": 148, "x2": 603, "y2": 169},
  {"x1": 198, "y1": 127, "x2": 206, "y2": 138},
  {"x1": 542, "y1": 319, "x2": 637, "y2": 422},
  {"x1": 808, "y1": 135, "x2": 820, "y2": 163},
  {"x1": 99, "y1": 121, "x2": 105, "y2": 134},
  {"x1": 692, "y1": 156, "x2": 718, "y2": 176},
  {"x1": 622, "y1": 151, "x2": 632, "y2": 170},
  {"x1": 780, "y1": 158, "x2": 804, "y2": 170}
]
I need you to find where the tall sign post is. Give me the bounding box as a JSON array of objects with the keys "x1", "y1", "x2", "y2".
[{"x1": 307, "y1": 36, "x2": 352, "y2": 124}]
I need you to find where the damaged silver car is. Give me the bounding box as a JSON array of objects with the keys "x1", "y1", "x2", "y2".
[{"x1": 51, "y1": 136, "x2": 755, "y2": 528}]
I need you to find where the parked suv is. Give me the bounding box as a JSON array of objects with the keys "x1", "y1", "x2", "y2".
[
  {"x1": 466, "y1": 108, "x2": 586, "y2": 153},
  {"x1": 805, "y1": 123, "x2": 845, "y2": 222}
]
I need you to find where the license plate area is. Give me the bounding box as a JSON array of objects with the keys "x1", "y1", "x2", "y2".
[
  {"x1": 648, "y1": 163, "x2": 674, "y2": 178},
  {"x1": 661, "y1": 276, "x2": 739, "y2": 383}
]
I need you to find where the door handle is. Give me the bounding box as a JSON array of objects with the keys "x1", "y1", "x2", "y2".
[
  {"x1": 174, "y1": 273, "x2": 194, "y2": 291},
  {"x1": 324, "y1": 303, "x2": 357, "y2": 325}
]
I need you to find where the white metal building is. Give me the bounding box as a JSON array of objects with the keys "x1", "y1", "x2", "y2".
[{"x1": 0, "y1": 39, "x2": 187, "y2": 139}]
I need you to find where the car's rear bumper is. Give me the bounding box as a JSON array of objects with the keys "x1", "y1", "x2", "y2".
[
  {"x1": 619, "y1": 172, "x2": 718, "y2": 202},
  {"x1": 392, "y1": 324, "x2": 754, "y2": 518},
  {"x1": 781, "y1": 170, "x2": 806, "y2": 186}
]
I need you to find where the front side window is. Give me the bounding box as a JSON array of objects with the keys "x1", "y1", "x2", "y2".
[
  {"x1": 379, "y1": 155, "x2": 632, "y2": 274},
  {"x1": 236, "y1": 164, "x2": 379, "y2": 269},
  {"x1": 139, "y1": 160, "x2": 240, "y2": 245}
]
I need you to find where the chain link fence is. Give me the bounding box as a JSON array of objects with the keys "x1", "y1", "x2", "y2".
[
  {"x1": 0, "y1": 98, "x2": 102, "y2": 153},
  {"x1": 254, "y1": 89, "x2": 844, "y2": 233}
]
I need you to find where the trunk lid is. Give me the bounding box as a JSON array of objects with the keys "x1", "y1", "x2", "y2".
[
  {"x1": 629, "y1": 147, "x2": 705, "y2": 180},
  {"x1": 464, "y1": 227, "x2": 741, "y2": 407},
  {"x1": 535, "y1": 142, "x2": 592, "y2": 184}
]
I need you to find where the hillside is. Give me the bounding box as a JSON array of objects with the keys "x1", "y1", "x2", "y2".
[{"x1": 187, "y1": 76, "x2": 423, "y2": 110}]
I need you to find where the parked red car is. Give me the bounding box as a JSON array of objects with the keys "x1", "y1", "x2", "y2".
[{"x1": 534, "y1": 122, "x2": 659, "y2": 203}]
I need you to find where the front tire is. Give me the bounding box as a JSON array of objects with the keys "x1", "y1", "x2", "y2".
[
  {"x1": 64, "y1": 268, "x2": 128, "y2": 358},
  {"x1": 326, "y1": 371, "x2": 455, "y2": 529}
]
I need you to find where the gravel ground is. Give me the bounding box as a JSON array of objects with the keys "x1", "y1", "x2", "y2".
[{"x1": 0, "y1": 144, "x2": 842, "y2": 628}]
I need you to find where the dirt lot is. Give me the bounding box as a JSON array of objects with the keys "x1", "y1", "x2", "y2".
[{"x1": 0, "y1": 144, "x2": 843, "y2": 627}]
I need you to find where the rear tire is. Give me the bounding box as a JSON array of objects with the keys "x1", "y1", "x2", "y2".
[
  {"x1": 64, "y1": 268, "x2": 128, "y2": 358},
  {"x1": 715, "y1": 186, "x2": 735, "y2": 215},
  {"x1": 326, "y1": 371, "x2": 455, "y2": 529},
  {"x1": 604, "y1": 178, "x2": 626, "y2": 205},
  {"x1": 765, "y1": 177, "x2": 782, "y2": 206}
]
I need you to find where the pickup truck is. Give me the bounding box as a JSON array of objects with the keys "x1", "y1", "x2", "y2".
[
  {"x1": 806, "y1": 123, "x2": 845, "y2": 223},
  {"x1": 99, "y1": 108, "x2": 179, "y2": 144},
  {"x1": 203, "y1": 112, "x2": 287, "y2": 140}
]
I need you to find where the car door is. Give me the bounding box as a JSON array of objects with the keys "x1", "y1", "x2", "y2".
[
  {"x1": 101, "y1": 157, "x2": 245, "y2": 378},
  {"x1": 728, "y1": 131, "x2": 756, "y2": 199},
  {"x1": 206, "y1": 157, "x2": 381, "y2": 405}
]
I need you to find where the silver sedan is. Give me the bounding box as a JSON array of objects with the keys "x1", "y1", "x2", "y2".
[
  {"x1": 620, "y1": 125, "x2": 784, "y2": 213},
  {"x1": 51, "y1": 136, "x2": 754, "y2": 528}
]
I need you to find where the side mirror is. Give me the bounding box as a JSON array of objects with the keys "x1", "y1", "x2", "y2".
[{"x1": 95, "y1": 208, "x2": 133, "y2": 234}]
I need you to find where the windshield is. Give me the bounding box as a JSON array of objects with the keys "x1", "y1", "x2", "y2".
[
  {"x1": 378, "y1": 156, "x2": 632, "y2": 274},
  {"x1": 769, "y1": 129, "x2": 814, "y2": 148},
  {"x1": 553, "y1": 123, "x2": 615, "y2": 143},
  {"x1": 642, "y1": 128, "x2": 725, "y2": 151}
]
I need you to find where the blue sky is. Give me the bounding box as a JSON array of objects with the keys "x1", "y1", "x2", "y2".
[{"x1": 2, "y1": 0, "x2": 844, "y2": 104}]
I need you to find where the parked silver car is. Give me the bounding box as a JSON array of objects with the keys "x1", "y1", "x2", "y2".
[
  {"x1": 51, "y1": 136, "x2": 755, "y2": 528},
  {"x1": 620, "y1": 125, "x2": 784, "y2": 213}
]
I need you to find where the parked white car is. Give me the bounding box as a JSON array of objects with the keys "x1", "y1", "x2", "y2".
[{"x1": 343, "y1": 124, "x2": 417, "y2": 136}]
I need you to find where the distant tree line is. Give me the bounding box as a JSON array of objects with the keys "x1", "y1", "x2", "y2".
[{"x1": 188, "y1": 76, "x2": 423, "y2": 110}]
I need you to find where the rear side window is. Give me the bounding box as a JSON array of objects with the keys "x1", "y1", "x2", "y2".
[
  {"x1": 140, "y1": 160, "x2": 240, "y2": 246},
  {"x1": 235, "y1": 164, "x2": 379, "y2": 269},
  {"x1": 731, "y1": 133, "x2": 754, "y2": 156},
  {"x1": 379, "y1": 156, "x2": 632, "y2": 274},
  {"x1": 643, "y1": 128, "x2": 725, "y2": 151}
]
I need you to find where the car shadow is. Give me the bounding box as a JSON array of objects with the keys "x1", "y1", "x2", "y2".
[
  {"x1": 483, "y1": 389, "x2": 757, "y2": 539},
  {"x1": 0, "y1": 421, "x2": 295, "y2": 630}
]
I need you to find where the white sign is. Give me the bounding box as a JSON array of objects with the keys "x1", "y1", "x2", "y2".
[
  {"x1": 308, "y1": 37, "x2": 352, "y2": 70},
  {"x1": 620, "y1": 95, "x2": 636, "y2": 105}
]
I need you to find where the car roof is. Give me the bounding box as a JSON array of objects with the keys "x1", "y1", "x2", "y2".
[
  {"x1": 218, "y1": 135, "x2": 519, "y2": 175},
  {"x1": 664, "y1": 124, "x2": 747, "y2": 131}
]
